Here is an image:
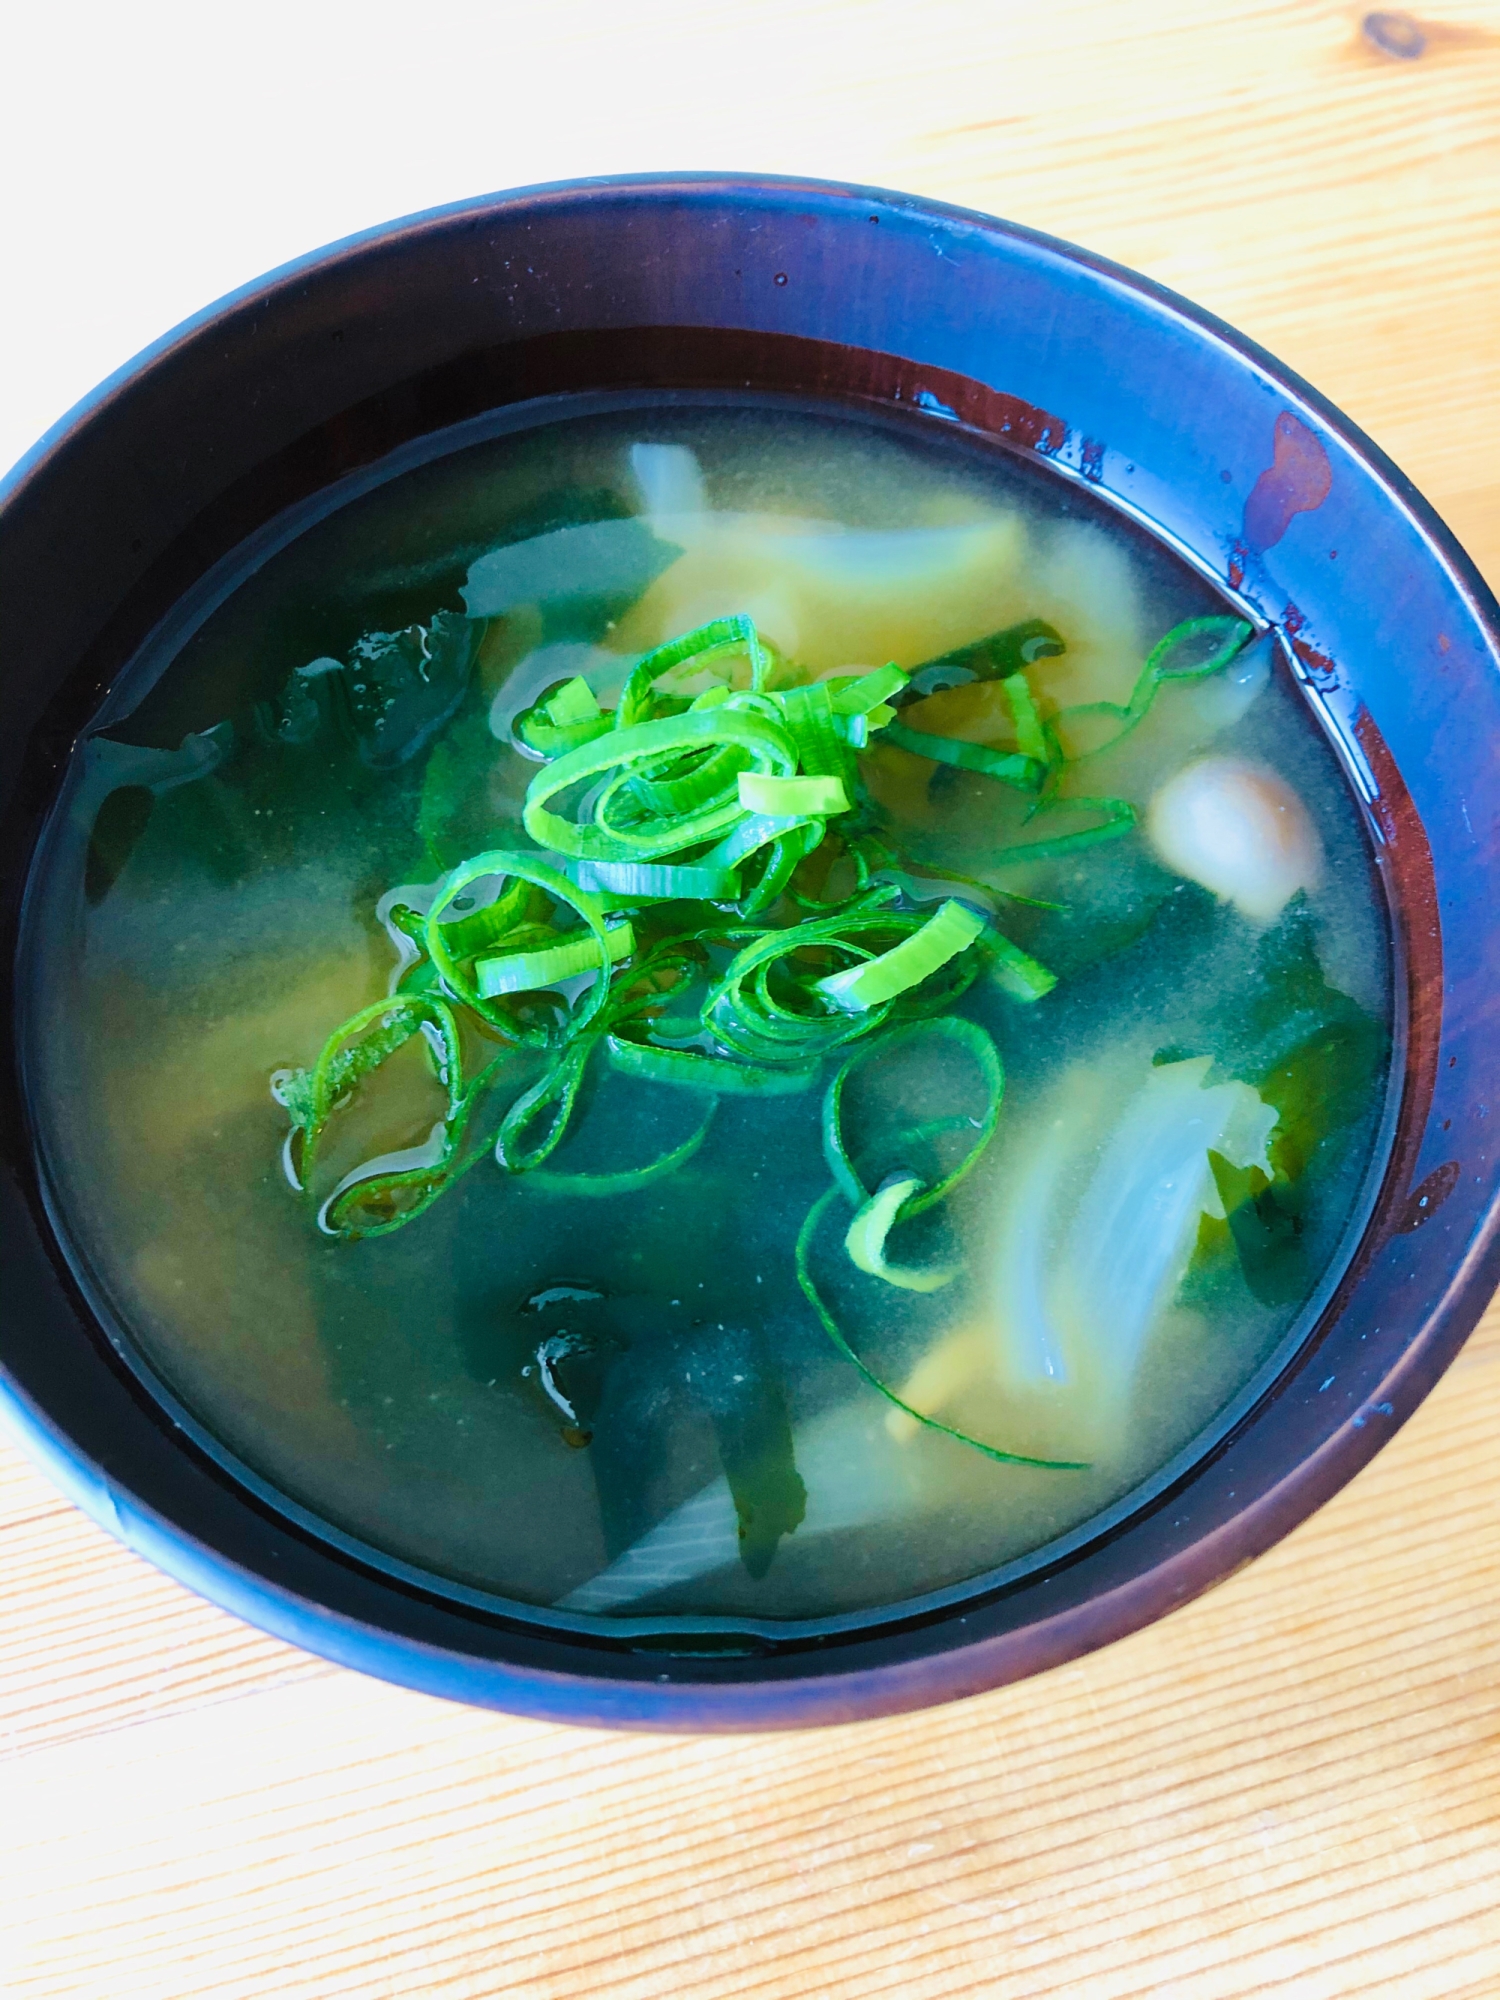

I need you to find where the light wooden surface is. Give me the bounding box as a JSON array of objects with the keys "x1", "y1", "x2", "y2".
[{"x1": 5, "y1": 3, "x2": 1500, "y2": 1995}]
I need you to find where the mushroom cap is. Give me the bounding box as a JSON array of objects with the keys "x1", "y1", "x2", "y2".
[{"x1": 1146, "y1": 754, "x2": 1323, "y2": 922}]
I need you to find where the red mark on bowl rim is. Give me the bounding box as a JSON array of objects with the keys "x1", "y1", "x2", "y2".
[
  {"x1": 1283, "y1": 602, "x2": 1337, "y2": 686},
  {"x1": 1243, "y1": 412, "x2": 1333, "y2": 550}
]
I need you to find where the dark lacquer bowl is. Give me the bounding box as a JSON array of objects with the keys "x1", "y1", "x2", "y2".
[{"x1": 4, "y1": 175, "x2": 1498, "y2": 1731}]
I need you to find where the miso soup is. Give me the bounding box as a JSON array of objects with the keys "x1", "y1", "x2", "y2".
[{"x1": 19, "y1": 401, "x2": 1392, "y2": 1628}]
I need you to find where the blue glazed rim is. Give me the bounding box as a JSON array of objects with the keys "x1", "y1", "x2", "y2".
[{"x1": 2, "y1": 173, "x2": 1498, "y2": 1731}]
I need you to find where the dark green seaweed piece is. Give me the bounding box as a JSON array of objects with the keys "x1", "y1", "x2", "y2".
[
  {"x1": 1182, "y1": 894, "x2": 1388, "y2": 1306},
  {"x1": 84, "y1": 786, "x2": 154, "y2": 905},
  {"x1": 706, "y1": 1339, "x2": 808, "y2": 1578},
  {"x1": 257, "y1": 610, "x2": 481, "y2": 772},
  {"x1": 417, "y1": 695, "x2": 524, "y2": 871},
  {"x1": 1205, "y1": 1150, "x2": 1312, "y2": 1308}
]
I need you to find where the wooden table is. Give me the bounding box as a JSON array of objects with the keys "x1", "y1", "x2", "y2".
[{"x1": 5, "y1": 4, "x2": 1500, "y2": 1994}]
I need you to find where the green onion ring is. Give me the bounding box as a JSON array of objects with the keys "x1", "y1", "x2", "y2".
[
  {"x1": 606, "y1": 1035, "x2": 820, "y2": 1096},
  {"x1": 495, "y1": 1036, "x2": 600, "y2": 1174},
  {"x1": 526, "y1": 1097, "x2": 717, "y2": 1197},
  {"x1": 844, "y1": 1174, "x2": 960, "y2": 1293},
  {"x1": 795, "y1": 1189, "x2": 1088, "y2": 1469},
  {"x1": 615, "y1": 615, "x2": 771, "y2": 729},
  {"x1": 816, "y1": 898, "x2": 986, "y2": 1013},
  {"x1": 822, "y1": 1015, "x2": 1003, "y2": 1216},
  {"x1": 524, "y1": 707, "x2": 797, "y2": 862},
  {"x1": 426, "y1": 849, "x2": 618, "y2": 1039}
]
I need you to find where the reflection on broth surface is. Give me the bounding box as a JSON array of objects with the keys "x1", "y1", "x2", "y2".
[{"x1": 22, "y1": 401, "x2": 1391, "y2": 1624}]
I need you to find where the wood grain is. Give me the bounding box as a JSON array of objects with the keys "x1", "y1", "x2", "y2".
[
  {"x1": 5, "y1": 1297, "x2": 1500, "y2": 1997},
  {"x1": 4, "y1": 2, "x2": 1500, "y2": 1995}
]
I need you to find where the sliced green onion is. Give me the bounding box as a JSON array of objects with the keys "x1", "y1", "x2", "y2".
[
  {"x1": 615, "y1": 615, "x2": 771, "y2": 729},
  {"x1": 702, "y1": 810, "x2": 816, "y2": 872},
  {"x1": 621, "y1": 739, "x2": 751, "y2": 821},
  {"x1": 776, "y1": 680, "x2": 851, "y2": 782},
  {"x1": 705, "y1": 890, "x2": 913, "y2": 1065},
  {"x1": 525, "y1": 706, "x2": 796, "y2": 861},
  {"x1": 993, "y1": 794, "x2": 1137, "y2": 865},
  {"x1": 569, "y1": 857, "x2": 741, "y2": 902},
  {"x1": 527, "y1": 1098, "x2": 716, "y2": 1196},
  {"x1": 736, "y1": 771, "x2": 851, "y2": 816},
  {"x1": 426, "y1": 850, "x2": 616, "y2": 1038},
  {"x1": 1002, "y1": 670, "x2": 1050, "y2": 765},
  {"x1": 787, "y1": 825, "x2": 881, "y2": 913},
  {"x1": 515, "y1": 681, "x2": 611, "y2": 759},
  {"x1": 822, "y1": 1015, "x2": 1003, "y2": 1215},
  {"x1": 985, "y1": 931, "x2": 1058, "y2": 1002},
  {"x1": 829, "y1": 663, "x2": 909, "y2": 714},
  {"x1": 692, "y1": 809, "x2": 827, "y2": 920},
  {"x1": 596, "y1": 946, "x2": 710, "y2": 1042},
  {"x1": 816, "y1": 899, "x2": 984, "y2": 1013},
  {"x1": 882, "y1": 719, "x2": 1045, "y2": 792},
  {"x1": 495, "y1": 1037, "x2": 598, "y2": 1174},
  {"x1": 516, "y1": 711, "x2": 614, "y2": 758},
  {"x1": 738, "y1": 818, "x2": 824, "y2": 919},
  {"x1": 607, "y1": 1036, "x2": 820, "y2": 1095},
  {"x1": 795, "y1": 1189, "x2": 1087, "y2": 1469},
  {"x1": 396, "y1": 956, "x2": 442, "y2": 998},
  {"x1": 1055, "y1": 615, "x2": 1254, "y2": 761},
  {"x1": 476, "y1": 920, "x2": 634, "y2": 998},
  {"x1": 428, "y1": 876, "x2": 538, "y2": 961},
  {"x1": 844, "y1": 1174, "x2": 959, "y2": 1292},
  {"x1": 277, "y1": 993, "x2": 463, "y2": 1190},
  {"x1": 545, "y1": 676, "x2": 603, "y2": 727},
  {"x1": 274, "y1": 992, "x2": 517, "y2": 1242},
  {"x1": 1149, "y1": 615, "x2": 1255, "y2": 682}
]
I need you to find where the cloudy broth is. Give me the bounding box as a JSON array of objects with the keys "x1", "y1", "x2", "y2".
[{"x1": 21, "y1": 401, "x2": 1391, "y2": 1625}]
